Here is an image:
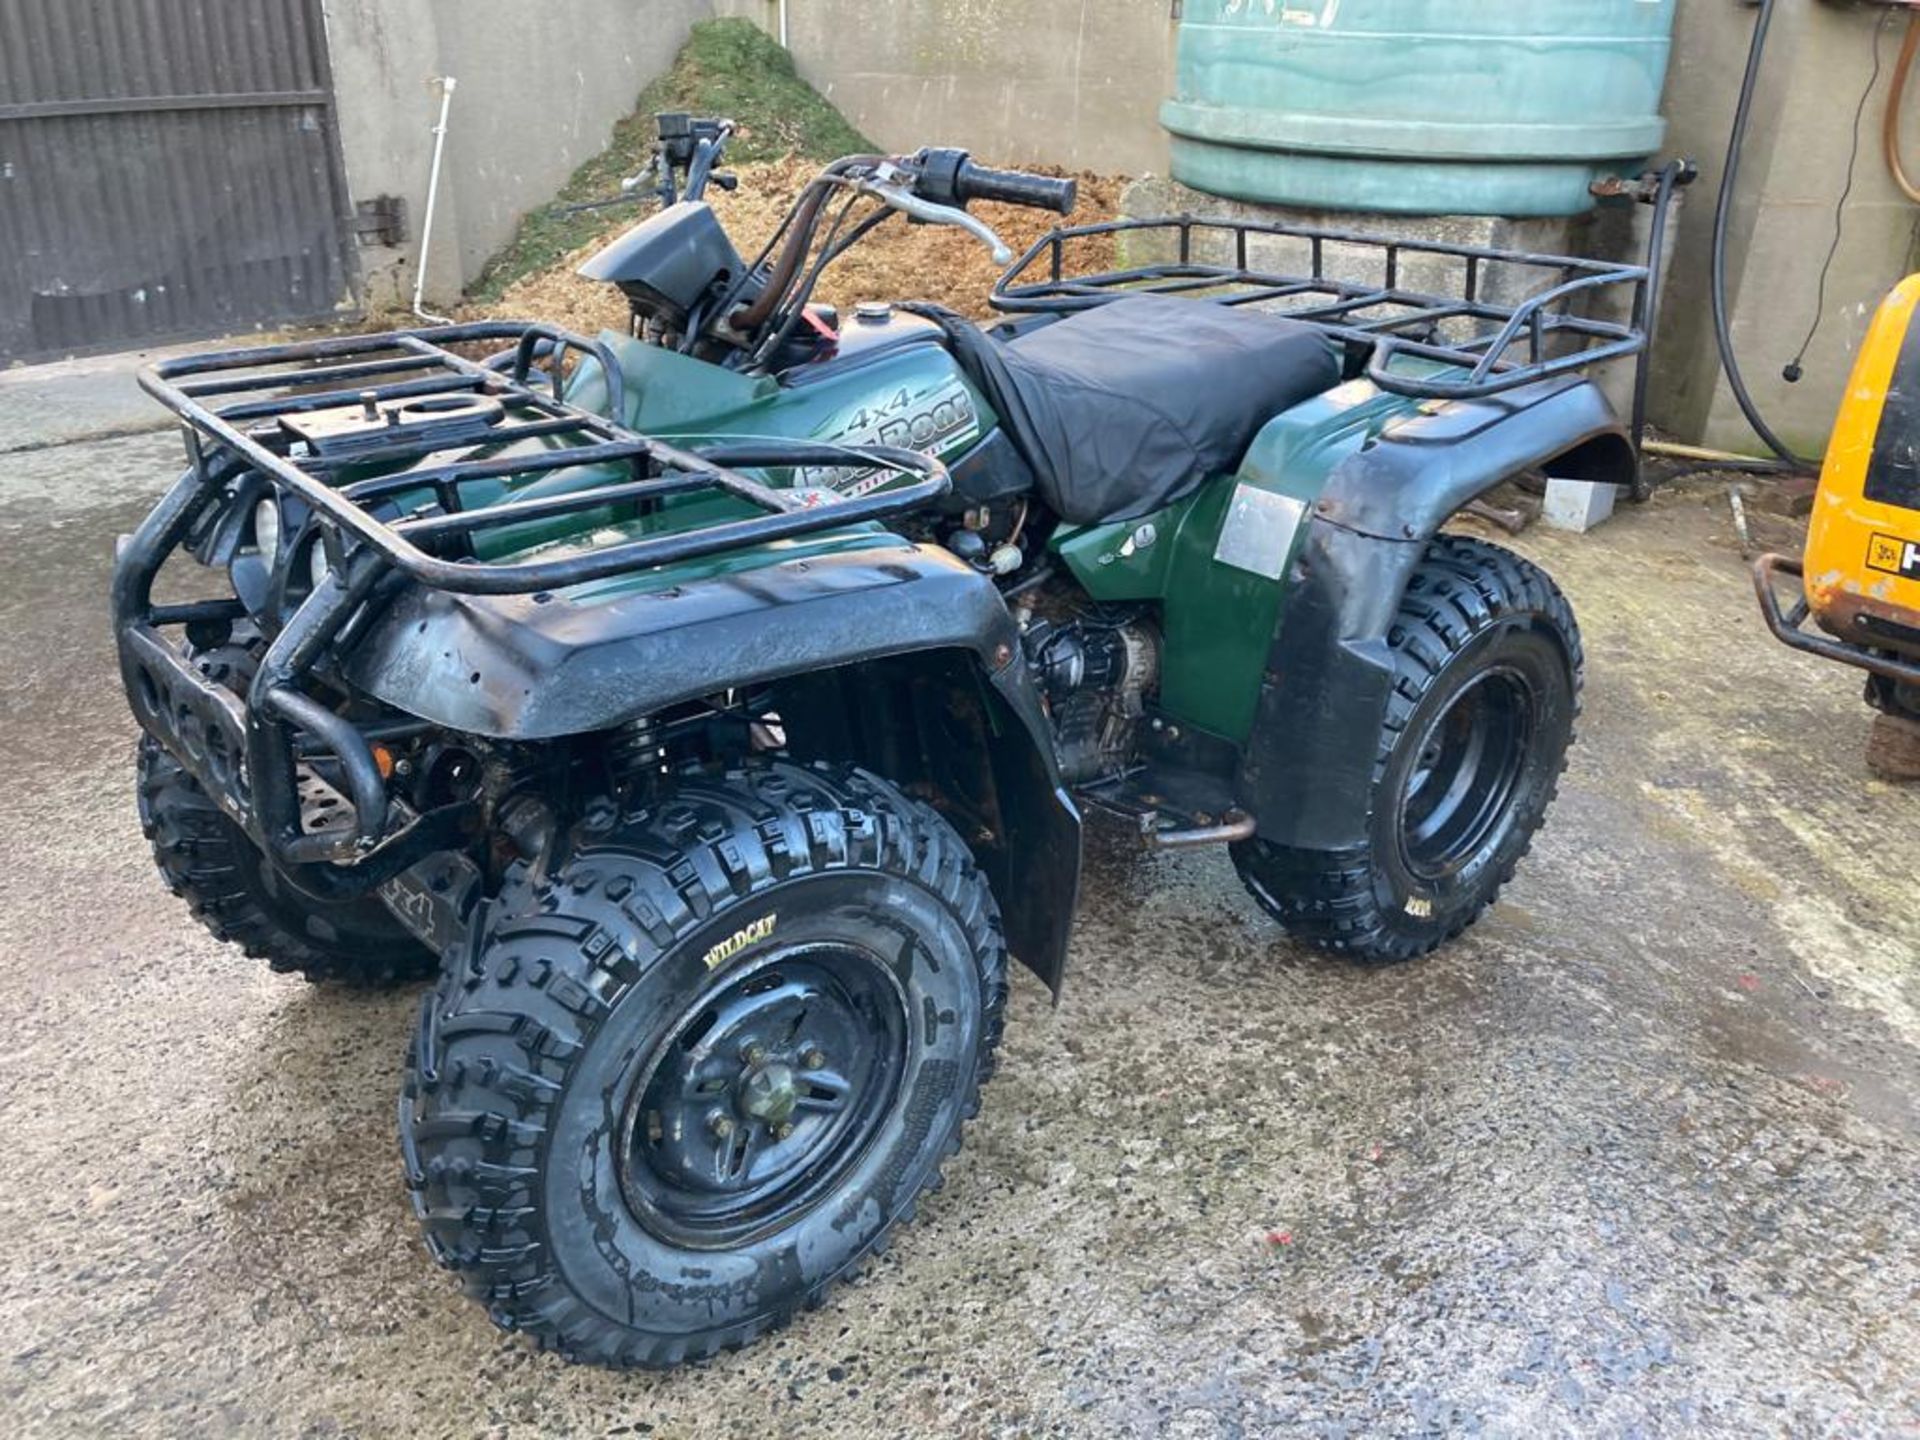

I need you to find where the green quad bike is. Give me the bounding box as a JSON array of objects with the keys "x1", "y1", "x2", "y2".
[{"x1": 115, "y1": 115, "x2": 1651, "y2": 1366}]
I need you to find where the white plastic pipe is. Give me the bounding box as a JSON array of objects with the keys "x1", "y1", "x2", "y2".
[
  {"x1": 412, "y1": 75, "x2": 458, "y2": 326},
  {"x1": 778, "y1": 0, "x2": 789, "y2": 48}
]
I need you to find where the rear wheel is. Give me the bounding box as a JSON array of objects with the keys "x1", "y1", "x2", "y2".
[
  {"x1": 136, "y1": 736, "x2": 435, "y2": 986},
  {"x1": 401, "y1": 761, "x2": 1007, "y2": 1367},
  {"x1": 1233, "y1": 535, "x2": 1581, "y2": 962}
]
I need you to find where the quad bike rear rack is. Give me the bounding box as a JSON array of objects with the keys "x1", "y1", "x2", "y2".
[
  {"x1": 114, "y1": 321, "x2": 948, "y2": 889},
  {"x1": 993, "y1": 214, "x2": 1651, "y2": 404}
]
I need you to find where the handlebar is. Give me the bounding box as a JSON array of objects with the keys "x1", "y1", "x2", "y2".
[
  {"x1": 911, "y1": 147, "x2": 1078, "y2": 216},
  {"x1": 954, "y1": 159, "x2": 1078, "y2": 215},
  {"x1": 729, "y1": 146, "x2": 1077, "y2": 359}
]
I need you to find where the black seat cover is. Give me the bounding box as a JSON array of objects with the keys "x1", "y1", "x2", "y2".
[{"x1": 912, "y1": 295, "x2": 1340, "y2": 525}]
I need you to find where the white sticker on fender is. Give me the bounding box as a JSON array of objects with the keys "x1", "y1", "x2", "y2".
[{"x1": 1213, "y1": 484, "x2": 1307, "y2": 581}]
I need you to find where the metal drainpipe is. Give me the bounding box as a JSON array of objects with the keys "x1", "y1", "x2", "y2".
[
  {"x1": 412, "y1": 75, "x2": 458, "y2": 326},
  {"x1": 778, "y1": 0, "x2": 789, "y2": 49}
]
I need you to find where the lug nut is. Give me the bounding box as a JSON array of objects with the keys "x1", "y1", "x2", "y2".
[
  {"x1": 801, "y1": 1048, "x2": 826, "y2": 1070},
  {"x1": 708, "y1": 1113, "x2": 734, "y2": 1139},
  {"x1": 773, "y1": 1122, "x2": 794, "y2": 1141},
  {"x1": 743, "y1": 1044, "x2": 767, "y2": 1066}
]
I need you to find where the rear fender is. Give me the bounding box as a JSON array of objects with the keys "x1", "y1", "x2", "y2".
[
  {"x1": 1240, "y1": 377, "x2": 1631, "y2": 849},
  {"x1": 1307, "y1": 377, "x2": 1635, "y2": 542}
]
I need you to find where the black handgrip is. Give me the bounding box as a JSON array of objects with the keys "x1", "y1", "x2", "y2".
[{"x1": 955, "y1": 159, "x2": 1078, "y2": 215}]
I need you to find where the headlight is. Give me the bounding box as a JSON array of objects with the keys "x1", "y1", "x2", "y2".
[{"x1": 253, "y1": 497, "x2": 282, "y2": 568}]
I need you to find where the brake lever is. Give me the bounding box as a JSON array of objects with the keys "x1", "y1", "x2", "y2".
[
  {"x1": 555, "y1": 157, "x2": 662, "y2": 215},
  {"x1": 858, "y1": 181, "x2": 1012, "y2": 265}
]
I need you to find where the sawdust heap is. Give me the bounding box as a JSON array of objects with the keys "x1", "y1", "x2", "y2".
[{"x1": 465, "y1": 158, "x2": 1131, "y2": 338}]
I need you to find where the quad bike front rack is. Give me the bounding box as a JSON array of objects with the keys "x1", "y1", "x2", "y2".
[
  {"x1": 114, "y1": 321, "x2": 949, "y2": 889},
  {"x1": 135, "y1": 321, "x2": 947, "y2": 595}
]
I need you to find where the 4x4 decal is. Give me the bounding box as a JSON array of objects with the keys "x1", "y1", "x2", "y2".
[{"x1": 803, "y1": 381, "x2": 980, "y2": 498}]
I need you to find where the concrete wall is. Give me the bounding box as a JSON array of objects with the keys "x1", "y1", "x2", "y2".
[
  {"x1": 322, "y1": 0, "x2": 710, "y2": 309},
  {"x1": 712, "y1": 0, "x2": 1177, "y2": 175},
  {"x1": 1653, "y1": 1, "x2": 1920, "y2": 456}
]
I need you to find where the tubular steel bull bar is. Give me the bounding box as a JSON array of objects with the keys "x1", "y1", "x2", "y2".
[
  {"x1": 1753, "y1": 553, "x2": 1920, "y2": 686},
  {"x1": 113, "y1": 321, "x2": 949, "y2": 891}
]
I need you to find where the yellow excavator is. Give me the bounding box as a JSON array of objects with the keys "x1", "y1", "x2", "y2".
[{"x1": 1756, "y1": 275, "x2": 1920, "y2": 780}]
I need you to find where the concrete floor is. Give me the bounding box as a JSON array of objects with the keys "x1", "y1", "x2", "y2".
[{"x1": 0, "y1": 424, "x2": 1916, "y2": 1439}]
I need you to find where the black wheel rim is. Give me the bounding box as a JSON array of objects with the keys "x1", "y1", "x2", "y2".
[
  {"x1": 616, "y1": 943, "x2": 909, "y2": 1249},
  {"x1": 1397, "y1": 665, "x2": 1536, "y2": 883}
]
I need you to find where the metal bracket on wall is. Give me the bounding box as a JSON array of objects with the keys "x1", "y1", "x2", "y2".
[{"x1": 352, "y1": 196, "x2": 408, "y2": 248}]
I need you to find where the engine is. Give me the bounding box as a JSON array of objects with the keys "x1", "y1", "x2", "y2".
[{"x1": 1022, "y1": 608, "x2": 1160, "y2": 785}]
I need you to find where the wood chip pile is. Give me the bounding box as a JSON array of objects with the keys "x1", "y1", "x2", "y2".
[{"x1": 465, "y1": 158, "x2": 1130, "y2": 338}]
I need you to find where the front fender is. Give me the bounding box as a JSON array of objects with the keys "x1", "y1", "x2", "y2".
[
  {"x1": 344, "y1": 535, "x2": 1020, "y2": 739},
  {"x1": 343, "y1": 533, "x2": 1084, "y2": 990},
  {"x1": 1239, "y1": 377, "x2": 1631, "y2": 849}
]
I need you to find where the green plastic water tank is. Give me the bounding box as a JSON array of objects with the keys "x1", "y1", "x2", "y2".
[{"x1": 1161, "y1": 0, "x2": 1675, "y2": 216}]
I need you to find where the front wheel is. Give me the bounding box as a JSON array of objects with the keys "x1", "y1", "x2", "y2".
[
  {"x1": 136, "y1": 736, "x2": 436, "y2": 986},
  {"x1": 401, "y1": 762, "x2": 1008, "y2": 1368},
  {"x1": 1233, "y1": 535, "x2": 1582, "y2": 962}
]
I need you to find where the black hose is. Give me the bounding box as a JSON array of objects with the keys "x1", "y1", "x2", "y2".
[
  {"x1": 732, "y1": 155, "x2": 887, "y2": 335},
  {"x1": 710, "y1": 184, "x2": 814, "y2": 340},
  {"x1": 1711, "y1": 0, "x2": 1813, "y2": 470},
  {"x1": 1786, "y1": 7, "x2": 1891, "y2": 382},
  {"x1": 748, "y1": 190, "x2": 877, "y2": 369}
]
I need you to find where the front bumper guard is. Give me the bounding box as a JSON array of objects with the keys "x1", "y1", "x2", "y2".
[
  {"x1": 112, "y1": 467, "x2": 474, "y2": 896},
  {"x1": 120, "y1": 613, "x2": 479, "y2": 888}
]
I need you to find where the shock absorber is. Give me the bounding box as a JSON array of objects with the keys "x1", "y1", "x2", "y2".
[{"x1": 609, "y1": 716, "x2": 666, "y2": 789}]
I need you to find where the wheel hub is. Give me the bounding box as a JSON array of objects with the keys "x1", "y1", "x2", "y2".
[
  {"x1": 616, "y1": 944, "x2": 909, "y2": 1249},
  {"x1": 737, "y1": 1060, "x2": 801, "y2": 1126},
  {"x1": 1398, "y1": 665, "x2": 1535, "y2": 882}
]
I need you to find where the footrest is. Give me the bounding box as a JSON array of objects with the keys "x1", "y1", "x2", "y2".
[{"x1": 1076, "y1": 765, "x2": 1253, "y2": 850}]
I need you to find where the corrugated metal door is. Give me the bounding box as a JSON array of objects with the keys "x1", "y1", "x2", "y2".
[{"x1": 0, "y1": 0, "x2": 357, "y2": 362}]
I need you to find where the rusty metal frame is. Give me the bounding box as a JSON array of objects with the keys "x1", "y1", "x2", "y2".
[{"x1": 1752, "y1": 553, "x2": 1920, "y2": 684}]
